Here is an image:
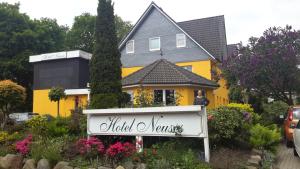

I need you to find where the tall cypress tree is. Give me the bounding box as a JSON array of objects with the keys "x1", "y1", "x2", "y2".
[{"x1": 90, "y1": 0, "x2": 122, "y2": 108}]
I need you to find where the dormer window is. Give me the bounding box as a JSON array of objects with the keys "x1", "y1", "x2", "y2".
[
  {"x1": 126, "y1": 40, "x2": 134, "y2": 54},
  {"x1": 176, "y1": 34, "x2": 186, "y2": 48},
  {"x1": 149, "y1": 37, "x2": 160, "y2": 51}
]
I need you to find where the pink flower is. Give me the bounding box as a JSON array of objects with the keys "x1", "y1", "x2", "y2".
[
  {"x1": 106, "y1": 142, "x2": 136, "y2": 159},
  {"x1": 15, "y1": 134, "x2": 32, "y2": 156},
  {"x1": 76, "y1": 137, "x2": 105, "y2": 155}
]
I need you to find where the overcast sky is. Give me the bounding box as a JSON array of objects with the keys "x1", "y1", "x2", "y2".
[{"x1": 1, "y1": 0, "x2": 300, "y2": 44}]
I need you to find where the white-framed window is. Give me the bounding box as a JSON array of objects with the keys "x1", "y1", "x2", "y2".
[
  {"x1": 126, "y1": 40, "x2": 134, "y2": 54},
  {"x1": 149, "y1": 37, "x2": 160, "y2": 51},
  {"x1": 182, "y1": 65, "x2": 192, "y2": 72},
  {"x1": 176, "y1": 34, "x2": 186, "y2": 48},
  {"x1": 154, "y1": 89, "x2": 176, "y2": 106}
]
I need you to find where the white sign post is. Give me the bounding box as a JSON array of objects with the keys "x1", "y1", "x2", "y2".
[{"x1": 83, "y1": 105, "x2": 210, "y2": 162}]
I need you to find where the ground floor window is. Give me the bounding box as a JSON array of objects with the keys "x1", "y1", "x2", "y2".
[{"x1": 154, "y1": 89, "x2": 175, "y2": 106}]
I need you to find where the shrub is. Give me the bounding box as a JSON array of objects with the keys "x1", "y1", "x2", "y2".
[
  {"x1": 26, "y1": 115, "x2": 48, "y2": 136},
  {"x1": 249, "y1": 124, "x2": 281, "y2": 152},
  {"x1": 30, "y1": 137, "x2": 64, "y2": 166},
  {"x1": 0, "y1": 80, "x2": 26, "y2": 129},
  {"x1": 0, "y1": 131, "x2": 22, "y2": 144},
  {"x1": 106, "y1": 141, "x2": 135, "y2": 159},
  {"x1": 90, "y1": 94, "x2": 118, "y2": 109},
  {"x1": 46, "y1": 118, "x2": 69, "y2": 137},
  {"x1": 227, "y1": 103, "x2": 260, "y2": 123},
  {"x1": 76, "y1": 137, "x2": 105, "y2": 159},
  {"x1": 69, "y1": 108, "x2": 87, "y2": 136},
  {"x1": 262, "y1": 101, "x2": 289, "y2": 125},
  {"x1": 15, "y1": 134, "x2": 32, "y2": 156},
  {"x1": 208, "y1": 107, "x2": 243, "y2": 142}
]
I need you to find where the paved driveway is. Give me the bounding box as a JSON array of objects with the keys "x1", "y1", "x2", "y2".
[{"x1": 275, "y1": 144, "x2": 300, "y2": 169}]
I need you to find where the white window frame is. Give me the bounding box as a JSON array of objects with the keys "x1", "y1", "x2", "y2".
[
  {"x1": 149, "y1": 37, "x2": 161, "y2": 51},
  {"x1": 126, "y1": 40, "x2": 134, "y2": 54},
  {"x1": 176, "y1": 34, "x2": 186, "y2": 48}
]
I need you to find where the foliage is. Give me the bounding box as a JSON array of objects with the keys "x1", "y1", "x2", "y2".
[
  {"x1": 249, "y1": 124, "x2": 281, "y2": 152},
  {"x1": 228, "y1": 86, "x2": 244, "y2": 103},
  {"x1": 26, "y1": 115, "x2": 48, "y2": 136},
  {"x1": 15, "y1": 134, "x2": 32, "y2": 156},
  {"x1": 222, "y1": 26, "x2": 300, "y2": 105},
  {"x1": 30, "y1": 137, "x2": 64, "y2": 166},
  {"x1": 66, "y1": 13, "x2": 96, "y2": 53},
  {"x1": 106, "y1": 142, "x2": 135, "y2": 161},
  {"x1": 134, "y1": 89, "x2": 154, "y2": 107},
  {"x1": 90, "y1": 93, "x2": 118, "y2": 109},
  {"x1": 76, "y1": 137, "x2": 105, "y2": 159},
  {"x1": 227, "y1": 103, "x2": 260, "y2": 123},
  {"x1": 0, "y1": 131, "x2": 21, "y2": 143},
  {"x1": 65, "y1": 13, "x2": 132, "y2": 53},
  {"x1": 0, "y1": 3, "x2": 68, "y2": 110},
  {"x1": 48, "y1": 87, "x2": 66, "y2": 117},
  {"x1": 46, "y1": 118, "x2": 69, "y2": 137},
  {"x1": 68, "y1": 108, "x2": 87, "y2": 136},
  {"x1": 208, "y1": 107, "x2": 244, "y2": 142},
  {"x1": 142, "y1": 141, "x2": 211, "y2": 169},
  {"x1": 119, "y1": 92, "x2": 132, "y2": 107},
  {"x1": 0, "y1": 80, "x2": 26, "y2": 129},
  {"x1": 262, "y1": 101, "x2": 289, "y2": 125},
  {"x1": 90, "y1": 0, "x2": 122, "y2": 109}
]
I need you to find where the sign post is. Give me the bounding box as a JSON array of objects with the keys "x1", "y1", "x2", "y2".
[{"x1": 84, "y1": 105, "x2": 210, "y2": 162}]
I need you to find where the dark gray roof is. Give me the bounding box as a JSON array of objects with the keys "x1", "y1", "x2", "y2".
[
  {"x1": 122, "y1": 59, "x2": 219, "y2": 88},
  {"x1": 177, "y1": 15, "x2": 228, "y2": 62}
]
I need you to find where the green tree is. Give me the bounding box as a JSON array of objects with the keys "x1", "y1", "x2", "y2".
[
  {"x1": 0, "y1": 80, "x2": 26, "y2": 129},
  {"x1": 90, "y1": 0, "x2": 122, "y2": 109},
  {"x1": 48, "y1": 87, "x2": 66, "y2": 117},
  {"x1": 66, "y1": 13, "x2": 132, "y2": 53},
  {"x1": 66, "y1": 13, "x2": 96, "y2": 53},
  {"x1": 0, "y1": 3, "x2": 68, "y2": 111}
]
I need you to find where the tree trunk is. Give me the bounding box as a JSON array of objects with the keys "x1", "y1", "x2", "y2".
[{"x1": 57, "y1": 100, "x2": 60, "y2": 117}]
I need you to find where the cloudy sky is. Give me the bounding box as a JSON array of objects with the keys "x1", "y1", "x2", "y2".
[{"x1": 1, "y1": 0, "x2": 300, "y2": 44}]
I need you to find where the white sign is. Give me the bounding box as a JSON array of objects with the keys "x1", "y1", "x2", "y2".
[{"x1": 83, "y1": 105, "x2": 210, "y2": 162}]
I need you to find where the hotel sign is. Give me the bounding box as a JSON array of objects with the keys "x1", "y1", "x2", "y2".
[
  {"x1": 83, "y1": 106, "x2": 207, "y2": 137},
  {"x1": 83, "y1": 105, "x2": 210, "y2": 162}
]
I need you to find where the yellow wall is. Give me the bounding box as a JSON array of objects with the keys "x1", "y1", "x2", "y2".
[
  {"x1": 33, "y1": 89, "x2": 88, "y2": 117},
  {"x1": 122, "y1": 60, "x2": 229, "y2": 108}
]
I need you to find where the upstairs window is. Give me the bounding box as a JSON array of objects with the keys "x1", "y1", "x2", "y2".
[
  {"x1": 182, "y1": 65, "x2": 192, "y2": 72},
  {"x1": 154, "y1": 89, "x2": 175, "y2": 106},
  {"x1": 176, "y1": 34, "x2": 186, "y2": 48},
  {"x1": 149, "y1": 37, "x2": 160, "y2": 51},
  {"x1": 126, "y1": 40, "x2": 134, "y2": 54}
]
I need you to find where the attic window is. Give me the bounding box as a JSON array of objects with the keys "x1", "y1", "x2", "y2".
[
  {"x1": 126, "y1": 40, "x2": 134, "y2": 54},
  {"x1": 149, "y1": 37, "x2": 160, "y2": 51},
  {"x1": 176, "y1": 34, "x2": 186, "y2": 48}
]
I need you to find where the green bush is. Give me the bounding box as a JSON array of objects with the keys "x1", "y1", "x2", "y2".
[
  {"x1": 249, "y1": 124, "x2": 281, "y2": 152},
  {"x1": 30, "y1": 137, "x2": 64, "y2": 167},
  {"x1": 46, "y1": 119, "x2": 69, "y2": 137},
  {"x1": 208, "y1": 107, "x2": 243, "y2": 142},
  {"x1": 262, "y1": 101, "x2": 289, "y2": 125},
  {"x1": 90, "y1": 94, "x2": 118, "y2": 109},
  {"x1": 26, "y1": 115, "x2": 48, "y2": 136}
]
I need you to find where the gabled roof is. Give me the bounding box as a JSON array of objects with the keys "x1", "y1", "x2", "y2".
[
  {"x1": 118, "y1": 1, "x2": 217, "y2": 61},
  {"x1": 122, "y1": 59, "x2": 219, "y2": 88},
  {"x1": 178, "y1": 16, "x2": 228, "y2": 61}
]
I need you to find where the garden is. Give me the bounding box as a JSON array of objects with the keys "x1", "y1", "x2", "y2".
[{"x1": 0, "y1": 79, "x2": 285, "y2": 169}]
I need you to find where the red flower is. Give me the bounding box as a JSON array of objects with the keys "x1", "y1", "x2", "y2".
[{"x1": 16, "y1": 134, "x2": 32, "y2": 156}]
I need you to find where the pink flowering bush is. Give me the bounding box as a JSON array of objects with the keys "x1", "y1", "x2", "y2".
[
  {"x1": 106, "y1": 141, "x2": 136, "y2": 162},
  {"x1": 15, "y1": 134, "x2": 32, "y2": 156},
  {"x1": 76, "y1": 137, "x2": 105, "y2": 159}
]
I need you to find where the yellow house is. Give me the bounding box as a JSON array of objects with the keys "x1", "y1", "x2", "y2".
[
  {"x1": 30, "y1": 2, "x2": 229, "y2": 117},
  {"x1": 119, "y1": 2, "x2": 229, "y2": 109}
]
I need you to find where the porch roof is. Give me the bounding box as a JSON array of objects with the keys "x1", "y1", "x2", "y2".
[{"x1": 122, "y1": 59, "x2": 219, "y2": 89}]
